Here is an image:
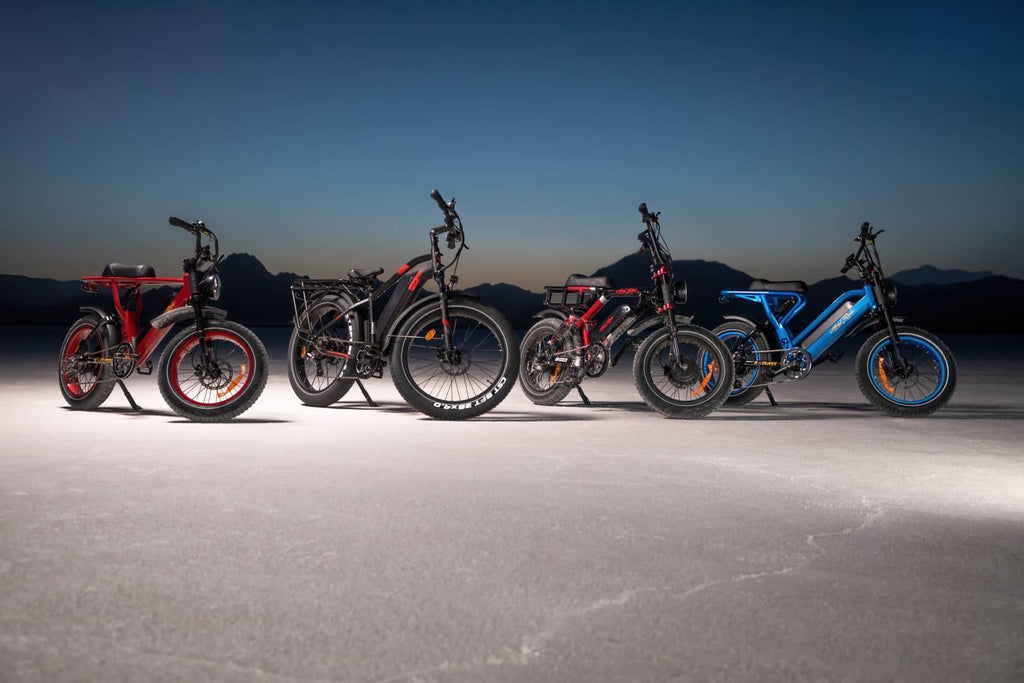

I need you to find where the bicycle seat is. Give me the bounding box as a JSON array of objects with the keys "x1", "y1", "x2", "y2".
[
  {"x1": 348, "y1": 267, "x2": 384, "y2": 281},
  {"x1": 102, "y1": 263, "x2": 156, "y2": 278},
  {"x1": 747, "y1": 279, "x2": 807, "y2": 294},
  {"x1": 566, "y1": 274, "x2": 614, "y2": 289}
]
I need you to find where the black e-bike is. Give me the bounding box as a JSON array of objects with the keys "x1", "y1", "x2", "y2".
[
  {"x1": 518, "y1": 203, "x2": 734, "y2": 418},
  {"x1": 287, "y1": 191, "x2": 518, "y2": 419}
]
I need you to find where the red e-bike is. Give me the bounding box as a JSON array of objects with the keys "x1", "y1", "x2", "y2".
[{"x1": 59, "y1": 217, "x2": 268, "y2": 421}]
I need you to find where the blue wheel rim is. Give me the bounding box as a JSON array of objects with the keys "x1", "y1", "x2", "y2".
[
  {"x1": 867, "y1": 334, "x2": 947, "y2": 406},
  {"x1": 718, "y1": 330, "x2": 760, "y2": 395}
]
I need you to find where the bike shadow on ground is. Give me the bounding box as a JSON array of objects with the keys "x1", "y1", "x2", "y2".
[
  {"x1": 535, "y1": 399, "x2": 1024, "y2": 421},
  {"x1": 61, "y1": 406, "x2": 292, "y2": 424},
  {"x1": 464, "y1": 411, "x2": 597, "y2": 422},
  {"x1": 321, "y1": 401, "x2": 596, "y2": 421},
  {"x1": 714, "y1": 402, "x2": 1024, "y2": 421}
]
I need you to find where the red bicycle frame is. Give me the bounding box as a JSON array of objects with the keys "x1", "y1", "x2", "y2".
[
  {"x1": 80, "y1": 275, "x2": 191, "y2": 365},
  {"x1": 562, "y1": 287, "x2": 642, "y2": 346}
]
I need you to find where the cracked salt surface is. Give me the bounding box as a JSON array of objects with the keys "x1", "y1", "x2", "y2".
[{"x1": 0, "y1": 330, "x2": 1022, "y2": 682}]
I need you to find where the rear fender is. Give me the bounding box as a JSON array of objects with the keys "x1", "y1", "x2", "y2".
[
  {"x1": 720, "y1": 314, "x2": 778, "y2": 343},
  {"x1": 295, "y1": 292, "x2": 362, "y2": 339},
  {"x1": 533, "y1": 309, "x2": 567, "y2": 321},
  {"x1": 78, "y1": 306, "x2": 120, "y2": 348}
]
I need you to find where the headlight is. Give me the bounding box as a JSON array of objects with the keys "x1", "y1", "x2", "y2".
[
  {"x1": 884, "y1": 282, "x2": 897, "y2": 306},
  {"x1": 674, "y1": 280, "x2": 688, "y2": 306},
  {"x1": 199, "y1": 273, "x2": 221, "y2": 301}
]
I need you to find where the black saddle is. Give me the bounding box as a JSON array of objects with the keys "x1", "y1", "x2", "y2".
[
  {"x1": 348, "y1": 267, "x2": 384, "y2": 281},
  {"x1": 102, "y1": 263, "x2": 156, "y2": 278},
  {"x1": 748, "y1": 278, "x2": 807, "y2": 294},
  {"x1": 566, "y1": 274, "x2": 614, "y2": 289}
]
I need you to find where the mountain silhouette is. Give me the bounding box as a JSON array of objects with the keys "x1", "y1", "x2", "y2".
[
  {"x1": 1, "y1": 256, "x2": 1020, "y2": 333},
  {"x1": 889, "y1": 265, "x2": 997, "y2": 286}
]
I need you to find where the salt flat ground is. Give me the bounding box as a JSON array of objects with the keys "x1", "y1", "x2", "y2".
[{"x1": 1, "y1": 328, "x2": 1022, "y2": 683}]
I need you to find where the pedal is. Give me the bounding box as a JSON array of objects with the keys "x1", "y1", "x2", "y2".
[{"x1": 136, "y1": 361, "x2": 153, "y2": 375}]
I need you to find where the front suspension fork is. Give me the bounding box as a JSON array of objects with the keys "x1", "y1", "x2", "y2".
[
  {"x1": 437, "y1": 291, "x2": 455, "y2": 353},
  {"x1": 879, "y1": 309, "x2": 909, "y2": 374}
]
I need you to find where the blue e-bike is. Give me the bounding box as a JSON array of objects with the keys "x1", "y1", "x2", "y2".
[{"x1": 715, "y1": 222, "x2": 956, "y2": 416}]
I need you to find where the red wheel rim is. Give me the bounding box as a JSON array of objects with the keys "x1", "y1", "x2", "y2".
[
  {"x1": 62, "y1": 326, "x2": 96, "y2": 397},
  {"x1": 168, "y1": 330, "x2": 255, "y2": 408}
]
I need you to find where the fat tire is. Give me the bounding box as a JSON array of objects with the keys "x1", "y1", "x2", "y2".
[
  {"x1": 633, "y1": 324, "x2": 734, "y2": 419},
  {"x1": 855, "y1": 326, "x2": 956, "y2": 417},
  {"x1": 518, "y1": 318, "x2": 576, "y2": 406},
  {"x1": 713, "y1": 321, "x2": 770, "y2": 407},
  {"x1": 58, "y1": 315, "x2": 116, "y2": 410},
  {"x1": 287, "y1": 294, "x2": 359, "y2": 407},
  {"x1": 157, "y1": 320, "x2": 269, "y2": 422},
  {"x1": 390, "y1": 298, "x2": 518, "y2": 420}
]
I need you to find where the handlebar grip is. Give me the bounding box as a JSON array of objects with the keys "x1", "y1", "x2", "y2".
[
  {"x1": 169, "y1": 216, "x2": 194, "y2": 232},
  {"x1": 430, "y1": 189, "x2": 449, "y2": 213},
  {"x1": 638, "y1": 203, "x2": 649, "y2": 221},
  {"x1": 860, "y1": 221, "x2": 871, "y2": 237},
  {"x1": 840, "y1": 254, "x2": 855, "y2": 274}
]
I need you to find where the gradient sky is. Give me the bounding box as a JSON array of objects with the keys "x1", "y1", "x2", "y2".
[{"x1": 2, "y1": 1, "x2": 1022, "y2": 290}]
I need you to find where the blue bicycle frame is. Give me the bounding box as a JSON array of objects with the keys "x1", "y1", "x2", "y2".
[{"x1": 720, "y1": 285, "x2": 878, "y2": 363}]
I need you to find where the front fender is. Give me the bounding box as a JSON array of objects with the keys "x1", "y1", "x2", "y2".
[
  {"x1": 382, "y1": 293, "x2": 482, "y2": 353},
  {"x1": 625, "y1": 317, "x2": 664, "y2": 338},
  {"x1": 150, "y1": 305, "x2": 228, "y2": 330}
]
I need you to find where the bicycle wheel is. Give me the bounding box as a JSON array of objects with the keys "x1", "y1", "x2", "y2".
[
  {"x1": 390, "y1": 297, "x2": 518, "y2": 419},
  {"x1": 518, "y1": 318, "x2": 579, "y2": 406},
  {"x1": 633, "y1": 324, "x2": 734, "y2": 418},
  {"x1": 157, "y1": 320, "x2": 269, "y2": 422},
  {"x1": 287, "y1": 294, "x2": 361, "y2": 407},
  {"x1": 713, "y1": 321, "x2": 770, "y2": 406},
  {"x1": 58, "y1": 314, "x2": 116, "y2": 409},
  {"x1": 855, "y1": 326, "x2": 956, "y2": 417}
]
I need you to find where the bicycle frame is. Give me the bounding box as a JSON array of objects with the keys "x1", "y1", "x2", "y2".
[
  {"x1": 542, "y1": 204, "x2": 689, "y2": 361},
  {"x1": 292, "y1": 252, "x2": 436, "y2": 356},
  {"x1": 560, "y1": 286, "x2": 644, "y2": 346},
  {"x1": 720, "y1": 285, "x2": 878, "y2": 363},
  {"x1": 80, "y1": 275, "x2": 190, "y2": 366},
  {"x1": 291, "y1": 194, "x2": 467, "y2": 369}
]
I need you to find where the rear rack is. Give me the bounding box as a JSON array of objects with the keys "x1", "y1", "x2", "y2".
[{"x1": 291, "y1": 278, "x2": 362, "y2": 328}]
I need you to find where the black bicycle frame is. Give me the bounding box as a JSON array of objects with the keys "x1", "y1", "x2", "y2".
[{"x1": 291, "y1": 203, "x2": 466, "y2": 370}]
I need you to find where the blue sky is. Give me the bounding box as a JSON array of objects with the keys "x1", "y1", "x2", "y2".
[{"x1": 2, "y1": 1, "x2": 1022, "y2": 290}]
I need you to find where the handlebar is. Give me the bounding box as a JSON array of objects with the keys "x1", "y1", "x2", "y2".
[
  {"x1": 169, "y1": 216, "x2": 195, "y2": 233},
  {"x1": 430, "y1": 188, "x2": 457, "y2": 231},
  {"x1": 169, "y1": 216, "x2": 219, "y2": 263},
  {"x1": 430, "y1": 189, "x2": 448, "y2": 213},
  {"x1": 638, "y1": 202, "x2": 660, "y2": 224}
]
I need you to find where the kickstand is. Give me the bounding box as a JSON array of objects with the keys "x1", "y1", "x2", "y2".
[
  {"x1": 355, "y1": 380, "x2": 378, "y2": 407},
  {"x1": 764, "y1": 386, "x2": 779, "y2": 407},
  {"x1": 576, "y1": 385, "x2": 592, "y2": 407},
  {"x1": 117, "y1": 380, "x2": 142, "y2": 411}
]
